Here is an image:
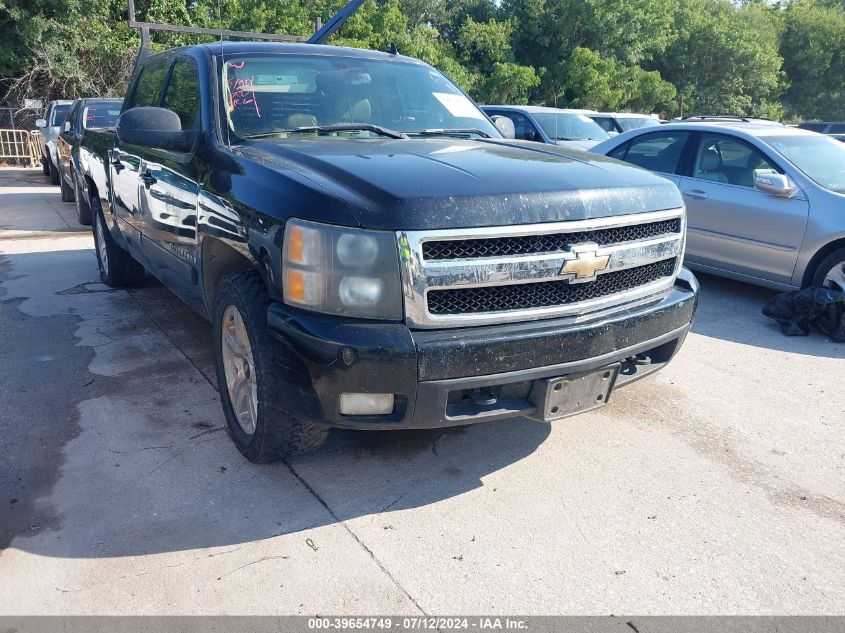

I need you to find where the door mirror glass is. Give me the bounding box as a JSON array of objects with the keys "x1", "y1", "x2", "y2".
[
  {"x1": 491, "y1": 115, "x2": 515, "y2": 139},
  {"x1": 117, "y1": 106, "x2": 193, "y2": 152},
  {"x1": 35, "y1": 118, "x2": 47, "y2": 128},
  {"x1": 63, "y1": 121, "x2": 71, "y2": 132},
  {"x1": 754, "y1": 171, "x2": 796, "y2": 198}
]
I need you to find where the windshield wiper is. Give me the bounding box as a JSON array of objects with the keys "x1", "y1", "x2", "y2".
[
  {"x1": 293, "y1": 124, "x2": 407, "y2": 139},
  {"x1": 243, "y1": 124, "x2": 407, "y2": 140},
  {"x1": 410, "y1": 128, "x2": 492, "y2": 139}
]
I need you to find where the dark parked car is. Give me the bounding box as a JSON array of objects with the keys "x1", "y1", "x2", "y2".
[
  {"x1": 480, "y1": 105, "x2": 610, "y2": 150},
  {"x1": 56, "y1": 98, "x2": 122, "y2": 223},
  {"x1": 79, "y1": 41, "x2": 698, "y2": 462}
]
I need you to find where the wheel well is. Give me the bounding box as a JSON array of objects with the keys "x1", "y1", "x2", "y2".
[
  {"x1": 201, "y1": 237, "x2": 264, "y2": 316},
  {"x1": 803, "y1": 237, "x2": 845, "y2": 287}
]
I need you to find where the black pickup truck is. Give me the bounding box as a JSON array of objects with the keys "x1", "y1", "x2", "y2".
[{"x1": 78, "y1": 41, "x2": 698, "y2": 462}]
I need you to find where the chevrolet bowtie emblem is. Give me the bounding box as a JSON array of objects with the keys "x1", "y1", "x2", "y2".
[{"x1": 560, "y1": 245, "x2": 610, "y2": 281}]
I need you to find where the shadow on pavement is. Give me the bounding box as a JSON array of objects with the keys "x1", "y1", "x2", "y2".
[{"x1": 0, "y1": 247, "x2": 550, "y2": 559}]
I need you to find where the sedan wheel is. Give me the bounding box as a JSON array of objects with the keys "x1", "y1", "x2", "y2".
[{"x1": 822, "y1": 260, "x2": 845, "y2": 292}]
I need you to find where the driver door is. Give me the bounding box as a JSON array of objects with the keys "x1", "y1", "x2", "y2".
[{"x1": 678, "y1": 133, "x2": 809, "y2": 284}]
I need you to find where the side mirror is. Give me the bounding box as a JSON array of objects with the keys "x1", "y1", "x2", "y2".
[
  {"x1": 35, "y1": 118, "x2": 47, "y2": 128},
  {"x1": 754, "y1": 171, "x2": 796, "y2": 198},
  {"x1": 491, "y1": 115, "x2": 515, "y2": 139},
  {"x1": 117, "y1": 107, "x2": 193, "y2": 152},
  {"x1": 63, "y1": 121, "x2": 72, "y2": 132}
]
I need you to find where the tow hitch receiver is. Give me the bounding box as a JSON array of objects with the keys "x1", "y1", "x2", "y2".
[{"x1": 529, "y1": 364, "x2": 620, "y2": 421}]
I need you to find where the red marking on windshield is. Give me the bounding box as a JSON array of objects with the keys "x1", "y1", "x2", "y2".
[{"x1": 227, "y1": 62, "x2": 260, "y2": 117}]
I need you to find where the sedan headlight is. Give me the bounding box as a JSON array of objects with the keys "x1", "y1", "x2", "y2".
[{"x1": 282, "y1": 219, "x2": 403, "y2": 319}]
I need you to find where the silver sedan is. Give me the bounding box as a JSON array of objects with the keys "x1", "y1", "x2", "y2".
[{"x1": 591, "y1": 120, "x2": 845, "y2": 292}]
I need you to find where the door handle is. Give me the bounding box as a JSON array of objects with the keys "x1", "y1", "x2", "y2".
[
  {"x1": 682, "y1": 189, "x2": 708, "y2": 200},
  {"x1": 140, "y1": 171, "x2": 157, "y2": 187}
]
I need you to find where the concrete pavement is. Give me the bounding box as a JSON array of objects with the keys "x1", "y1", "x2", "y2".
[{"x1": 0, "y1": 167, "x2": 843, "y2": 615}]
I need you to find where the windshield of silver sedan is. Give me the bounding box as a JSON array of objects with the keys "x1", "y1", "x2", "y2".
[
  {"x1": 220, "y1": 54, "x2": 500, "y2": 141},
  {"x1": 767, "y1": 134, "x2": 845, "y2": 193}
]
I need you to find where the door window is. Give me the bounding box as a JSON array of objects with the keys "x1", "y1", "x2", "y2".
[
  {"x1": 692, "y1": 135, "x2": 779, "y2": 187},
  {"x1": 129, "y1": 58, "x2": 169, "y2": 109},
  {"x1": 163, "y1": 58, "x2": 201, "y2": 130},
  {"x1": 65, "y1": 101, "x2": 80, "y2": 133},
  {"x1": 507, "y1": 112, "x2": 542, "y2": 141},
  {"x1": 829, "y1": 123, "x2": 845, "y2": 134},
  {"x1": 593, "y1": 117, "x2": 616, "y2": 133},
  {"x1": 609, "y1": 132, "x2": 689, "y2": 174}
]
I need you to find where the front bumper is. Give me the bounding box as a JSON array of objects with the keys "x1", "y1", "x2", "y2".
[{"x1": 266, "y1": 267, "x2": 699, "y2": 429}]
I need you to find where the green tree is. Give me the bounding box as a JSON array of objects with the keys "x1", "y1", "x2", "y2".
[{"x1": 780, "y1": 0, "x2": 845, "y2": 119}]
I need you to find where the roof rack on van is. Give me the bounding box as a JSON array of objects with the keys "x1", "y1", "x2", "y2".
[{"x1": 127, "y1": 0, "x2": 369, "y2": 63}]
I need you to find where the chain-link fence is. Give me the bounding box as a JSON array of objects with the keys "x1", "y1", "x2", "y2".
[
  {"x1": 0, "y1": 107, "x2": 44, "y2": 131},
  {"x1": 0, "y1": 107, "x2": 44, "y2": 166}
]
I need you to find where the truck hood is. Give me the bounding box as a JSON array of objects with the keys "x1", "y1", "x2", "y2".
[{"x1": 241, "y1": 137, "x2": 682, "y2": 230}]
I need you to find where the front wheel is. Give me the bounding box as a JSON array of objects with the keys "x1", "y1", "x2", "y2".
[
  {"x1": 213, "y1": 271, "x2": 328, "y2": 463},
  {"x1": 41, "y1": 154, "x2": 50, "y2": 176},
  {"x1": 811, "y1": 247, "x2": 845, "y2": 292},
  {"x1": 59, "y1": 165, "x2": 74, "y2": 202},
  {"x1": 73, "y1": 172, "x2": 91, "y2": 225},
  {"x1": 92, "y1": 196, "x2": 145, "y2": 287},
  {"x1": 49, "y1": 159, "x2": 59, "y2": 185}
]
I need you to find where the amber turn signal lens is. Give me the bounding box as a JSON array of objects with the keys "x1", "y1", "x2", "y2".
[
  {"x1": 287, "y1": 225, "x2": 305, "y2": 265},
  {"x1": 285, "y1": 269, "x2": 306, "y2": 302}
]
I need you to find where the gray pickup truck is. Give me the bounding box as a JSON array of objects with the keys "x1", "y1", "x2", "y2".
[{"x1": 76, "y1": 18, "x2": 698, "y2": 462}]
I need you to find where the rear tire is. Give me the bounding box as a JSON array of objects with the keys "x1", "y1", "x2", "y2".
[
  {"x1": 49, "y1": 159, "x2": 60, "y2": 185},
  {"x1": 73, "y1": 172, "x2": 92, "y2": 225},
  {"x1": 213, "y1": 270, "x2": 328, "y2": 463},
  {"x1": 92, "y1": 196, "x2": 145, "y2": 287},
  {"x1": 59, "y1": 165, "x2": 74, "y2": 202},
  {"x1": 812, "y1": 247, "x2": 845, "y2": 292}
]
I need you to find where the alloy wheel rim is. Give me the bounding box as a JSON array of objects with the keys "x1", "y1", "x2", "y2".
[
  {"x1": 221, "y1": 305, "x2": 258, "y2": 435},
  {"x1": 822, "y1": 261, "x2": 845, "y2": 293},
  {"x1": 95, "y1": 213, "x2": 109, "y2": 276}
]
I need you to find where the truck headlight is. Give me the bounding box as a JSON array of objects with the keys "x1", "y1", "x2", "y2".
[{"x1": 282, "y1": 219, "x2": 402, "y2": 319}]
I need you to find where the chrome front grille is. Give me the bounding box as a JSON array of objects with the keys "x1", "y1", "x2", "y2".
[
  {"x1": 427, "y1": 259, "x2": 677, "y2": 315},
  {"x1": 397, "y1": 208, "x2": 686, "y2": 328},
  {"x1": 422, "y1": 218, "x2": 681, "y2": 260}
]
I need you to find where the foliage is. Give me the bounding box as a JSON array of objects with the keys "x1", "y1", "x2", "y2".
[{"x1": 0, "y1": 0, "x2": 843, "y2": 120}]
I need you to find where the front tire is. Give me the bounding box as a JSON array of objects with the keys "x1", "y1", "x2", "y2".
[
  {"x1": 41, "y1": 154, "x2": 50, "y2": 176},
  {"x1": 213, "y1": 270, "x2": 328, "y2": 463},
  {"x1": 811, "y1": 247, "x2": 845, "y2": 292},
  {"x1": 49, "y1": 159, "x2": 60, "y2": 185},
  {"x1": 59, "y1": 164, "x2": 74, "y2": 202},
  {"x1": 92, "y1": 195, "x2": 145, "y2": 287},
  {"x1": 73, "y1": 172, "x2": 92, "y2": 225}
]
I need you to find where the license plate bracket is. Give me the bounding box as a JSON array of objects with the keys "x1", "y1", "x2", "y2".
[{"x1": 529, "y1": 364, "x2": 620, "y2": 421}]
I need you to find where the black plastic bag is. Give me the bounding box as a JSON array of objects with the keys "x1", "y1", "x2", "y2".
[{"x1": 762, "y1": 287, "x2": 845, "y2": 342}]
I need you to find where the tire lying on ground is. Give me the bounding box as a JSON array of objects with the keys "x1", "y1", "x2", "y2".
[{"x1": 212, "y1": 270, "x2": 329, "y2": 463}]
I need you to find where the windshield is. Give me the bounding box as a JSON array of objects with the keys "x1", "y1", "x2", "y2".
[
  {"x1": 617, "y1": 117, "x2": 661, "y2": 132},
  {"x1": 766, "y1": 134, "x2": 845, "y2": 193},
  {"x1": 82, "y1": 102, "x2": 122, "y2": 129},
  {"x1": 531, "y1": 112, "x2": 609, "y2": 141},
  {"x1": 220, "y1": 54, "x2": 499, "y2": 140},
  {"x1": 50, "y1": 104, "x2": 71, "y2": 126}
]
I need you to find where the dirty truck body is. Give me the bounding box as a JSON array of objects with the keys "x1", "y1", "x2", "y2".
[{"x1": 79, "y1": 41, "x2": 698, "y2": 461}]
